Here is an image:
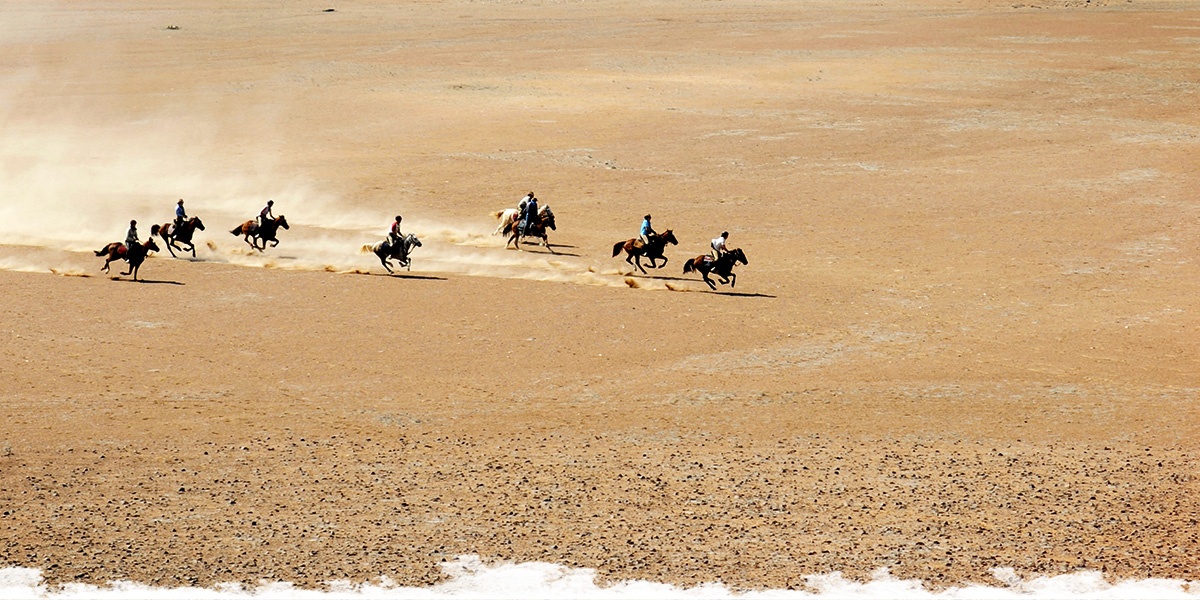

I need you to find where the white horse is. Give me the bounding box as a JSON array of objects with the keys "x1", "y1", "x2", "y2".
[{"x1": 362, "y1": 233, "x2": 422, "y2": 274}]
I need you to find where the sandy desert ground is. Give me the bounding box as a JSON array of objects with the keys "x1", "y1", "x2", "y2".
[{"x1": 2, "y1": 0, "x2": 1199, "y2": 591}]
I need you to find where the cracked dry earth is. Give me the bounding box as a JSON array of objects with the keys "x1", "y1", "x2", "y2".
[{"x1": 3, "y1": 0, "x2": 1200, "y2": 593}]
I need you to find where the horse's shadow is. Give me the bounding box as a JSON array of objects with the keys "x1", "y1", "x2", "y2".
[
  {"x1": 361, "y1": 272, "x2": 447, "y2": 281},
  {"x1": 111, "y1": 277, "x2": 185, "y2": 285},
  {"x1": 686, "y1": 288, "x2": 775, "y2": 298},
  {"x1": 518, "y1": 246, "x2": 581, "y2": 257}
]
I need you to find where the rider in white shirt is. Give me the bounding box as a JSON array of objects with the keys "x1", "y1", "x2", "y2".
[{"x1": 710, "y1": 231, "x2": 729, "y2": 260}]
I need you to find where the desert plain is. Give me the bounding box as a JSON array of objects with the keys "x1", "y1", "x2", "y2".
[{"x1": 1, "y1": 0, "x2": 1199, "y2": 592}]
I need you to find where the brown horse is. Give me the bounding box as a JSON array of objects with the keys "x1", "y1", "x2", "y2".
[
  {"x1": 158, "y1": 216, "x2": 205, "y2": 258},
  {"x1": 94, "y1": 237, "x2": 161, "y2": 281},
  {"x1": 505, "y1": 205, "x2": 556, "y2": 252},
  {"x1": 612, "y1": 229, "x2": 678, "y2": 274},
  {"x1": 683, "y1": 247, "x2": 748, "y2": 290},
  {"x1": 230, "y1": 215, "x2": 289, "y2": 251}
]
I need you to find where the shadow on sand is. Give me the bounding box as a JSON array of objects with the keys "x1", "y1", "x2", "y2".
[
  {"x1": 360, "y1": 272, "x2": 448, "y2": 281},
  {"x1": 511, "y1": 247, "x2": 581, "y2": 257},
  {"x1": 111, "y1": 277, "x2": 185, "y2": 285}
]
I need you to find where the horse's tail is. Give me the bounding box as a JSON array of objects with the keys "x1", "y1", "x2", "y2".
[
  {"x1": 683, "y1": 260, "x2": 694, "y2": 274},
  {"x1": 491, "y1": 210, "x2": 505, "y2": 220},
  {"x1": 94, "y1": 246, "x2": 108, "y2": 257},
  {"x1": 612, "y1": 241, "x2": 625, "y2": 258},
  {"x1": 359, "y1": 243, "x2": 378, "y2": 255}
]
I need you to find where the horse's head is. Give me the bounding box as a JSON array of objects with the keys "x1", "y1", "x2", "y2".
[
  {"x1": 662, "y1": 229, "x2": 678, "y2": 245},
  {"x1": 406, "y1": 233, "x2": 423, "y2": 248},
  {"x1": 733, "y1": 247, "x2": 747, "y2": 265},
  {"x1": 192, "y1": 217, "x2": 205, "y2": 230},
  {"x1": 541, "y1": 206, "x2": 556, "y2": 230},
  {"x1": 277, "y1": 215, "x2": 290, "y2": 229},
  {"x1": 144, "y1": 237, "x2": 160, "y2": 252}
]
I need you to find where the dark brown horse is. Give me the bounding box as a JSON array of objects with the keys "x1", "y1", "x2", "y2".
[
  {"x1": 505, "y1": 206, "x2": 556, "y2": 252},
  {"x1": 158, "y1": 216, "x2": 205, "y2": 257},
  {"x1": 612, "y1": 229, "x2": 678, "y2": 274},
  {"x1": 683, "y1": 247, "x2": 748, "y2": 290},
  {"x1": 361, "y1": 233, "x2": 422, "y2": 274},
  {"x1": 94, "y1": 237, "x2": 160, "y2": 281},
  {"x1": 230, "y1": 215, "x2": 289, "y2": 251}
]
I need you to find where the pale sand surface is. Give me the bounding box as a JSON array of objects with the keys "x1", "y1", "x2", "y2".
[{"x1": 2, "y1": 0, "x2": 1200, "y2": 590}]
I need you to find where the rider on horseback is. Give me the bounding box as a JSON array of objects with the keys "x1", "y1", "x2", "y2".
[
  {"x1": 258, "y1": 200, "x2": 275, "y2": 228},
  {"x1": 520, "y1": 194, "x2": 539, "y2": 235},
  {"x1": 125, "y1": 220, "x2": 139, "y2": 251},
  {"x1": 518, "y1": 191, "x2": 534, "y2": 215},
  {"x1": 710, "y1": 231, "x2": 729, "y2": 261},
  {"x1": 388, "y1": 215, "x2": 404, "y2": 246},
  {"x1": 640, "y1": 214, "x2": 657, "y2": 246},
  {"x1": 174, "y1": 199, "x2": 187, "y2": 229}
]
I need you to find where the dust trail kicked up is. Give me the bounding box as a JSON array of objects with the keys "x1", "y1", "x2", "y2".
[{"x1": 0, "y1": 114, "x2": 663, "y2": 288}]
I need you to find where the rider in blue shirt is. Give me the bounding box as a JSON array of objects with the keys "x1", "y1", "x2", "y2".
[
  {"x1": 639, "y1": 214, "x2": 656, "y2": 245},
  {"x1": 174, "y1": 199, "x2": 187, "y2": 228},
  {"x1": 521, "y1": 195, "x2": 539, "y2": 235}
]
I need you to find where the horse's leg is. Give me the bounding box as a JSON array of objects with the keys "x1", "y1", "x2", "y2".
[
  {"x1": 542, "y1": 235, "x2": 555, "y2": 254},
  {"x1": 634, "y1": 254, "x2": 647, "y2": 274},
  {"x1": 702, "y1": 271, "x2": 717, "y2": 290}
]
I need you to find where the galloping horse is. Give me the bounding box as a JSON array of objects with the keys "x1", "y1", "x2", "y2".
[
  {"x1": 362, "y1": 233, "x2": 422, "y2": 274},
  {"x1": 504, "y1": 205, "x2": 556, "y2": 252},
  {"x1": 230, "y1": 215, "x2": 289, "y2": 251},
  {"x1": 493, "y1": 204, "x2": 553, "y2": 238},
  {"x1": 95, "y1": 237, "x2": 161, "y2": 281},
  {"x1": 683, "y1": 247, "x2": 748, "y2": 290},
  {"x1": 492, "y1": 208, "x2": 521, "y2": 236},
  {"x1": 158, "y1": 216, "x2": 205, "y2": 258},
  {"x1": 612, "y1": 229, "x2": 678, "y2": 274}
]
